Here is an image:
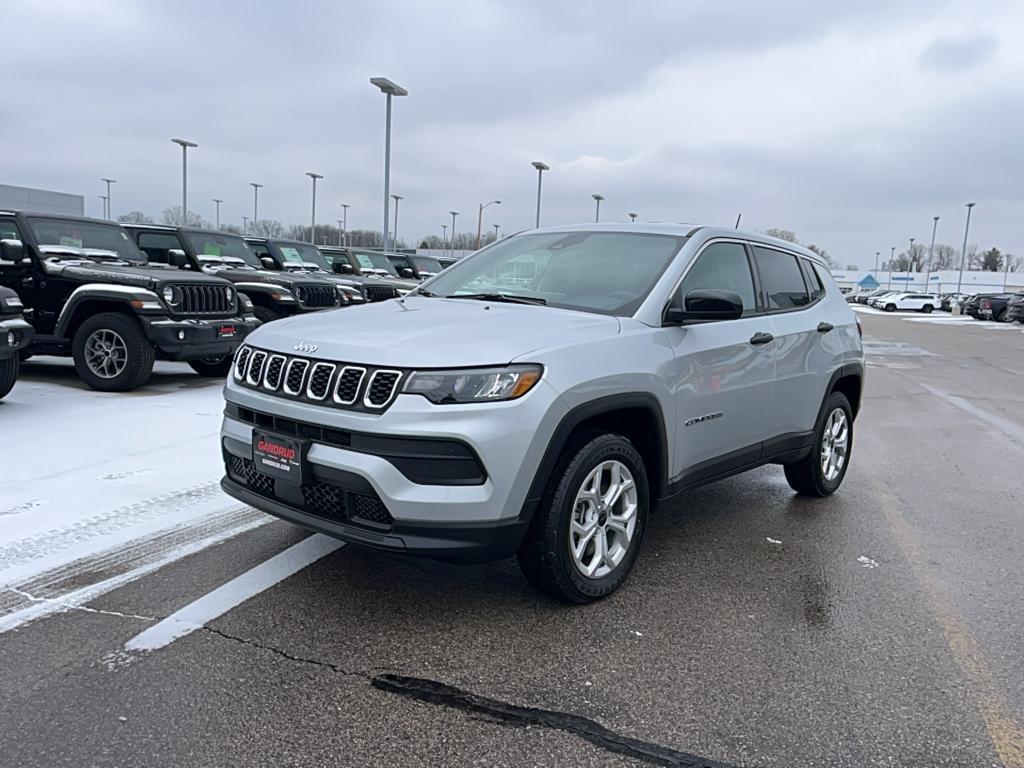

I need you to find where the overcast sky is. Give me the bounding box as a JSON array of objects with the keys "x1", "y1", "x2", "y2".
[{"x1": 6, "y1": 0, "x2": 1022, "y2": 267}]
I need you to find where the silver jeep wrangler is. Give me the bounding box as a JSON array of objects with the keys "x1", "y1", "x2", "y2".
[{"x1": 221, "y1": 224, "x2": 864, "y2": 602}]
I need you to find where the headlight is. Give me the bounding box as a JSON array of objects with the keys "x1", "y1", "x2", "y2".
[
  {"x1": 403, "y1": 365, "x2": 543, "y2": 404},
  {"x1": 0, "y1": 295, "x2": 22, "y2": 311},
  {"x1": 294, "y1": 286, "x2": 306, "y2": 302},
  {"x1": 223, "y1": 286, "x2": 234, "y2": 302},
  {"x1": 162, "y1": 286, "x2": 182, "y2": 306}
]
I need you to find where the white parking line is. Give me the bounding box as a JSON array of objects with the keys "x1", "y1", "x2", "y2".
[{"x1": 122, "y1": 534, "x2": 343, "y2": 653}]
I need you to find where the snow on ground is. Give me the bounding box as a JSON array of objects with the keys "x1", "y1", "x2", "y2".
[{"x1": 0, "y1": 357, "x2": 253, "y2": 588}]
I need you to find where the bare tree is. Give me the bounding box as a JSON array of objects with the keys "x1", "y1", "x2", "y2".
[
  {"x1": 221, "y1": 224, "x2": 242, "y2": 235},
  {"x1": 806, "y1": 244, "x2": 837, "y2": 268},
  {"x1": 116, "y1": 210, "x2": 154, "y2": 225},
  {"x1": 930, "y1": 244, "x2": 959, "y2": 270},
  {"x1": 845, "y1": 263, "x2": 859, "y2": 270},
  {"x1": 161, "y1": 206, "x2": 209, "y2": 228},
  {"x1": 250, "y1": 219, "x2": 284, "y2": 238},
  {"x1": 764, "y1": 228, "x2": 798, "y2": 243}
]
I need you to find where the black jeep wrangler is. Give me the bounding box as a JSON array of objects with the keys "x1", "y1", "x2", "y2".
[
  {"x1": 244, "y1": 237, "x2": 404, "y2": 303},
  {"x1": 0, "y1": 212, "x2": 257, "y2": 391},
  {"x1": 0, "y1": 285, "x2": 34, "y2": 400},
  {"x1": 315, "y1": 245, "x2": 418, "y2": 299},
  {"x1": 126, "y1": 226, "x2": 343, "y2": 323}
]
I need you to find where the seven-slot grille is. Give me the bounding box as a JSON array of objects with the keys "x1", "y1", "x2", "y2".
[
  {"x1": 173, "y1": 283, "x2": 234, "y2": 315},
  {"x1": 295, "y1": 284, "x2": 338, "y2": 309},
  {"x1": 362, "y1": 284, "x2": 399, "y2": 302},
  {"x1": 234, "y1": 346, "x2": 403, "y2": 412}
]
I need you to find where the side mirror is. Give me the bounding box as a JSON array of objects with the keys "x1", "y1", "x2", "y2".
[
  {"x1": 167, "y1": 248, "x2": 189, "y2": 269},
  {"x1": 666, "y1": 289, "x2": 744, "y2": 324},
  {"x1": 0, "y1": 239, "x2": 25, "y2": 265},
  {"x1": 400, "y1": 267, "x2": 415, "y2": 278},
  {"x1": 260, "y1": 256, "x2": 277, "y2": 270},
  {"x1": 340, "y1": 263, "x2": 354, "y2": 273}
]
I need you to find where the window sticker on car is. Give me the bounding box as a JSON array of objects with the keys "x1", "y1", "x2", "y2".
[
  {"x1": 60, "y1": 236, "x2": 83, "y2": 247},
  {"x1": 203, "y1": 243, "x2": 221, "y2": 256},
  {"x1": 280, "y1": 247, "x2": 303, "y2": 263}
]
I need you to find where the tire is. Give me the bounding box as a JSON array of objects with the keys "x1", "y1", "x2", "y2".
[
  {"x1": 254, "y1": 305, "x2": 284, "y2": 324},
  {"x1": 884, "y1": 304, "x2": 896, "y2": 312},
  {"x1": 922, "y1": 305, "x2": 933, "y2": 313},
  {"x1": 0, "y1": 356, "x2": 17, "y2": 400},
  {"x1": 188, "y1": 356, "x2": 233, "y2": 377},
  {"x1": 784, "y1": 391, "x2": 853, "y2": 497},
  {"x1": 71, "y1": 312, "x2": 155, "y2": 392},
  {"x1": 997, "y1": 308, "x2": 1009, "y2": 323},
  {"x1": 518, "y1": 432, "x2": 649, "y2": 604}
]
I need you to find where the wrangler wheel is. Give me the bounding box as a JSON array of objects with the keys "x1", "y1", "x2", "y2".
[
  {"x1": 0, "y1": 356, "x2": 17, "y2": 400},
  {"x1": 72, "y1": 312, "x2": 155, "y2": 392},
  {"x1": 188, "y1": 356, "x2": 233, "y2": 377}
]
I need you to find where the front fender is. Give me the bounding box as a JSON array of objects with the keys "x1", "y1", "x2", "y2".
[{"x1": 54, "y1": 283, "x2": 163, "y2": 338}]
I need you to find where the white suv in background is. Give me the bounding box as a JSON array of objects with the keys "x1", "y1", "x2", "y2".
[{"x1": 878, "y1": 293, "x2": 938, "y2": 313}]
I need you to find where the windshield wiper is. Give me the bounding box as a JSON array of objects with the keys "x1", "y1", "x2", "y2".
[
  {"x1": 445, "y1": 292, "x2": 546, "y2": 306},
  {"x1": 416, "y1": 289, "x2": 439, "y2": 297}
]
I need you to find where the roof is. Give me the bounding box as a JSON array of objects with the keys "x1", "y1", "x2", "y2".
[{"x1": 4, "y1": 210, "x2": 124, "y2": 226}]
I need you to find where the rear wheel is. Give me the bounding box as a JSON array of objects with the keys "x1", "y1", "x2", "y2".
[
  {"x1": 188, "y1": 356, "x2": 232, "y2": 377},
  {"x1": 884, "y1": 303, "x2": 896, "y2": 312},
  {"x1": 72, "y1": 312, "x2": 155, "y2": 392},
  {"x1": 518, "y1": 432, "x2": 649, "y2": 603},
  {"x1": 997, "y1": 308, "x2": 1009, "y2": 323},
  {"x1": 0, "y1": 356, "x2": 18, "y2": 399},
  {"x1": 784, "y1": 392, "x2": 853, "y2": 497},
  {"x1": 254, "y1": 306, "x2": 284, "y2": 324},
  {"x1": 921, "y1": 304, "x2": 933, "y2": 313}
]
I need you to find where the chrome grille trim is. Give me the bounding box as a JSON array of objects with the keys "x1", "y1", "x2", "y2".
[
  {"x1": 363, "y1": 369, "x2": 403, "y2": 409},
  {"x1": 246, "y1": 350, "x2": 267, "y2": 386},
  {"x1": 283, "y1": 358, "x2": 310, "y2": 396},
  {"x1": 332, "y1": 366, "x2": 366, "y2": 405},
  {"x1": 305, "y1": 362, "x2": 336, "y2": 401},
  {"x1": 234, "y1": 346, "x2": 252, "y2": 380},
  {"x1": 263, "y1": 354, "x2": 287, "y2": 391}
]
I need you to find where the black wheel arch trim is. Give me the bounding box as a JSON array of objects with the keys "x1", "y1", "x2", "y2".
[{"x1": 54, "y1": 285, "x2": 165, "y2": 339}]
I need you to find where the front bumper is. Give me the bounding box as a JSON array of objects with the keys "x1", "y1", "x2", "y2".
[
  {"x1": 219, "y1": 375, "x2": 565, "y2": 562},
  {"x1": 0, "y1": 316, "x2": 33, "y2": 359},
  {"x1": 143, "y1": 314, "x2": 259, "y2": 360}
]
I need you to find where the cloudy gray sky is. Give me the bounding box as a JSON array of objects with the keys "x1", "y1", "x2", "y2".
[{"x1": 6, "y1": 0, "x2": 1022, "y2": 266}]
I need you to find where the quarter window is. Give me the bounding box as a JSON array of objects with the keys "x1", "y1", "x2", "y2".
[
  {"x1": 677, "y1": 242, "x2": 757, "y2": 313},
  {"x1": 800, "y1": 259, "x2": 825, "y2": 301},
  {"x1": 0, "y1": 219, "x2": 22, "y2": 241},
  {"x1": 753, "y1": 247, "x2": 810, "y2": 310}
]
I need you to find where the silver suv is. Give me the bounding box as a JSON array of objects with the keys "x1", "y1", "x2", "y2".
[{"x1": 221, "y1": 224, "x2": 864, "y2": 602}]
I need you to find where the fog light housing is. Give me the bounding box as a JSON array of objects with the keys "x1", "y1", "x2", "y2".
[{"x1": 177, "y1": 330, "x2": 186, "y2": 341}]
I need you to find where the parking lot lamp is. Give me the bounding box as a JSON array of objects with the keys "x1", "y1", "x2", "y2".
[
  {"x1": 340, "y1": 203, "x2": 349, "y2": 246},
  {"x1": 476, "y1": 200, "x2": 500, "y2": 249},
  {"x1": 306, "y1": 172, "x2": 323, "y2": 243},
  {"x1": 101, "y1": 178, "x2": 115, "y2": 219},
  {"x1": 592, "y1": 194, "x2": 604, "y2": 223},
  {"x1": 242, "y1": 215, "x2": 249, "y2": 233},
  {"x1": 450, "y1": 211, "x2": 459, "y2": 254},
  {"x1": 98, "y1": 195, "x2": 107, "y2": 219},
  {"x1": 493, "y1": 223, "x2": 500, "y2": 240},
  {"x1": 874, "y1": 251, "x2": 880, "y2": 273},
  {"x1": 171, "y1": 138, "x2": 198, "y2": 225},
  {"x1": 249, "y1": 183, "x2": 262, "y2": 230},
  {"x1": 391, "y1": 194, "x2": 403, "y2": 252},
  {"x1": 441, "y1": 224, "x2": 448, "y2": 256},
  {"x1": 371, "y1": 78, "x2": 407, "y2": 256},
  {"x1": 955, "y1": 203, "x2": 975, "y2": 298},
  {"x1": 629, "y1": 212, "x2": 638, "y2": 223},
  {"x1": 531, "y1": 162, "x2": 548, "y2": 227},
  {"x1": 213, "y1": 198, "x2": 223, "y2": 230},
  {"x1": 888, "y1": 246, "x2": 895, "y2": 289},
  {"x1": 908, "y1": 237, "x2": 916, "y2": 288},
  {"x1": 924, "y1": 217, "x2": 939, "y2": 292}
]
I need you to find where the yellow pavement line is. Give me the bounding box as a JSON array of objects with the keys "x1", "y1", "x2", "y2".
[{"x1": 870, "y1": 478, "x2": 1024, "y2": 767}]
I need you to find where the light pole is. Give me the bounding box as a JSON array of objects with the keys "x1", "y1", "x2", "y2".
[
  {"x1": 955, "y1": 202, "x2": 976, "y2": 299},
  {"x1": 476, "y1": 200, "x2": 500, "y2": 249},
  {"x1": 391, "y1": 194, "x2": 403, "y2": 252},
  {"x1": 908, "y1": 237, "x2": 916, "y2": 288},
  {"x1": 250, "y1": 183, "x2": 262, "y2": 230},
  {"x1": 101, "y1": 178, "x2": 116, "y2": 219},
  {"x1": 371, "y1": 77, "x2": 407, "y2": 256},
  {"x1": 874, "y1": 251, "x2": 880, "y2": 273},
  {"x1": 628, "y1": 212, "x2": 638, "y2": 223},
  {"x1": 888, "y1": 246, "x2": 895, "y2": 289},
  {"x1": 306, "y1": 172, "x2": 323, "y2": 243},
  {"x1": 592, "y1": 194, "x2": 604, "y2": 223},
  {"x1": 441, "y1": 224, "x2": 448, "y2": 256},
  {"x1": 493, "y1": 223, "x2": 500, "y2": 241},
  {"x1": 339, "y1": 203, "x2": 349, "y2": 246},
  {"x1": 924, "y1": 216, "x2": 939, "y2": 293},
  {"x1": 213, "y1": 198, "x2": 223, "y2": 230},
  {"x1": 449, "y1": 211, "x2": 459, "y2": 255},
  {"x1": 336, "y1": 220, "x2": 344, "y2": 246},
  {"x1": 532, "y1": 159, "x2": 548, "y2": 225},
  {"x1": 171, "y1": 138, "x2": 197, "y2": 225},
  {"x1": 98, "y1": 195, "x2": 107, "y2": 219},
  {"x1": 242, "y1": 215, "x2": 249, "y2": 233}
]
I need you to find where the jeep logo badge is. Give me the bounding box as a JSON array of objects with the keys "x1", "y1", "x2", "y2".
[{"x1": 294, "y1": 342, "x2": 318, "y2": 354}]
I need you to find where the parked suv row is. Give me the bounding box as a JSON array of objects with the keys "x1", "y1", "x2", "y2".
[{"x1": 221, "y1": 224, "x2": 864, "y2": 603}]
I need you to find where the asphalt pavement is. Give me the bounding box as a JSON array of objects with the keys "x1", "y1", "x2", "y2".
[{"x1": 1, "y1": 311, "x2": 1023, "y2": 767}]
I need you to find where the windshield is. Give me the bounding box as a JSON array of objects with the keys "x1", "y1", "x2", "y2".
[
  {"x1": 28, "y1": 218, "x2": 146, "y2": 263},
  {"x1": 422, "y1": 231, "x2": 686, "y2": 316},
  {"x1": 353, "y1": 251, "x2": 400, "y2": 277},
  {"x1": 412, "y1": 256, "x2": 444, "y2": 275},
  {"x1": 186, "y1": 232, "x2": 262, "y2": 268},
  {"x1": 271, "y1": 242, "x2": 329, "y2": 271}
]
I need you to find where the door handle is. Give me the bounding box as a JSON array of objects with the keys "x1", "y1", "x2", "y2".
[
  {"x1": 749, "y1": 332, "x2": 774, "y2": 345},
  {"x1": 816, "y1": 322, "x2": 834, "y2": 333}
]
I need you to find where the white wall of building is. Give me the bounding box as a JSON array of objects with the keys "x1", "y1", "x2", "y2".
[
  {"x1": 831, "y1": 269, "x2": 1024, "y2": 294},
  {"x1": 0, "y1": 184, "x2": 84, "y2": 216}
]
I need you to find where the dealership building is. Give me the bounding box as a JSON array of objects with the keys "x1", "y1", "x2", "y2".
[
  {"x1": 830, "y1": 268, "x2": 1024, "y2": 295},
  {"x1": 0, "y1": 183, "x2": 84, "y2": 216}
]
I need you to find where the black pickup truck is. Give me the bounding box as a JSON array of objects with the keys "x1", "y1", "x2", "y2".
[
  {"x1": 126, "y1": 226, "x2": 343, "y2": 323},
  {"x1": 0, "y1": 285, "x2": 33, "y2": 399},
  {"x1": 0, "y1": 212, "x2": 257, "y2": 391}
]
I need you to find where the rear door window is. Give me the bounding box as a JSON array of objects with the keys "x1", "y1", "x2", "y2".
[{"x1": 752, "y1": 247, "x2": 810, "y2": 310}]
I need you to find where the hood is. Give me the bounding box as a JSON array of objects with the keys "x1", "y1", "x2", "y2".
[
  {"x1": 45, "y1": 261, "x2": 230, "y2": 288},
  {"x1": 247, "y1": 295, "x2": 620, "y2": 368}
]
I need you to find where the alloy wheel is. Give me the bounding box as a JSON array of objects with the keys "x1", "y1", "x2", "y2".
[
  {"x1": 84, "y1": 329, "x2": 129, "y2": 379},
  {"x1": 568, "y1": 460, "x2": 638, "y2": 579},
  {"x1": 820, "y1": 408, "x2": 849, "y2": 482}
]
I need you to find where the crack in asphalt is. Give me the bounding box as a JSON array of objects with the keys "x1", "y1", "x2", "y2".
[
  {"x1": 5, "y1": 587, "x2": 160, "y2": 623},
  {"x1": 198, "y1": 627, "x2": 739, "y2": 767}
]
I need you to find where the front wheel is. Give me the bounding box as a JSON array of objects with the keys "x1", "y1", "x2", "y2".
[
  {"x1": 188, "y1": 356, "x2": 233, "y2": 377},
  {"x1": 921, "y1": 304, "x2": 933, "y2": 313},
  {"x1": 518, "y1": 433, "x2": 649, "y2": 603},
  {"x1": 0, "y1": 356, "x2": 18, "y2": 400},
  {"x1": 71, "y1": 312, "x2": 155, "y2": 392},
  {"x1": 884, "y1": 303, "x2": 896, "y2": 312},
  {"x1": 997, "y1": 308, "x2": 1009, "y2": 323},
  {"x1": 784, "y1": 392, "x2": 853, "y2": 497}
]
